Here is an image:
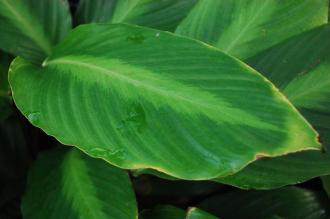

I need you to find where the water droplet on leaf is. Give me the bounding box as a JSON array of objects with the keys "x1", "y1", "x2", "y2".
[
  {"x1": 127, "y1": 33, "x2": 145, "y2": 44},
  {"x1": 27, "y1": 112, "x2": 41, "y2": 125}
]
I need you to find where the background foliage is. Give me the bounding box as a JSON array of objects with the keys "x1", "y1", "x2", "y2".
[{"x1": 0, "y1": 0, "x2": 330, "y2": 218}]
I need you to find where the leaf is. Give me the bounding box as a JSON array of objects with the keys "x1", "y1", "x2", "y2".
[
  {"x1": 322, "y1": 175, "x2": 330, "y2": 198},
  {"x1": 140, "y1": 205, "x2": 218, "y2": 219},
  {"x1": 216, "y1": 24, "x2": 330, "y2": 189},
  {"x1": 139, "y1": 205, "x2": 186, "y2": 219},
  {"x1": 199, "y1": 187, "x2": 330, "y2": 219},
  {"x1": 74, "y1": 0, "x2": 198, "y2": 31},
  {"x1": 176, "y1": 0, "x2": 328, "y2": 59},
  {"x1": 0, "y1": 0, "x2": 72, "y2": 63},
  {"x1": 9, "y1": 23, "x2": 320, "y2": 180},
  {"x1": 22, "y1": 147, "x2": 137, "y2": 219},
  {"x1": 186, "y1": 207, "x2": 218, "y2": 219}
]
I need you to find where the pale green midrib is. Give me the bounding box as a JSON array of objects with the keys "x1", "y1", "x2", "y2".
[
  {"x1": 220, "y1": 1, "x2": 271, "y2": 53},
  {"x1": 45, "y1": 58, "x2": 228, "y2": 111},
  {"x1": 62, "y1": 150, "x2": 108, "y2": 219},
  {"x1": 113, "y1": 0, "x2": 141, "y2": 22},
  {"x1": 285, "y1": 78, "x2": 330, "y2": 105},
  {"x1": 45, "y1": 57, "x2": 279, "y2": 130},
  {"x1": 2, "y1": 0, "x2": 52, "y2": 55}
]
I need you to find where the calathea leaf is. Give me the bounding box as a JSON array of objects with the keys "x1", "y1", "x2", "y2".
[
  {"x1": 10, "y1": 23, "x2": 320, "y2": 180},
  {"x1": 22, "y1": 147, "x2": 137, "y2": 219},
  {"x1": 140, "y1": 205, "x2": 218, "y2": 219},
  {"x1": 217, "y1": 24, "x2": 330, "y2": 189},
  {"x1": 176, "y1": 0, "x2": 328, "y2": 59},
  {"x1": 186, "y1": 207, "x2": 218, "y2": 219},
  {"x1": 0, "y1": 0, "x2": 72, "y2": 63},
  {"x1": 74, "y1": 0, "x2": 198, "y2": 31},
  {"x1": 199, "y1": 187, "x2": 330, "y2": 219}
]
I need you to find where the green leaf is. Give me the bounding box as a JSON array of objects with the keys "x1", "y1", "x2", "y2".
[
  {"x1": 22, "y1": 147, "x2": 137, "y2": 219},
  {"x1": 75, "y1": 0, "x2": 198, "y2": 31},
  {"x1": 176, "y1": 0, "x2": 328, "y2": 59},
  {"x1": 140, "y1": 205, "x2": 218, "y2": 219},
  {"x1": 322, "y1": 175, "x2": 330, "y2": 198},
  {"x1": 0, "y1": 0, "x2": 72, "y2": 63},
  {"x1": 217, "y1": 24, "x2": 330, "y2": 189},
  {"x1": 199, "y1": 187, "x2": 330, "y2": 219},
  {"x1": 186, "y1": 207, "x2": 218, "y2": 219},
  {"x1": 10, "y1": 23, "x2": 320, "y2": 180},
  {"x1": 140, "y1": 205, "x2": 186, "y2": 219}
]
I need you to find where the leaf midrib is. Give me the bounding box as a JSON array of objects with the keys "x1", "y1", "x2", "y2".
[
  {"x1": 62, "y1": 150, "x2": 108, "y2": 219},
  {"x1": 45, "y1": 57, "x2": 280, "y2": 130},
  {"x1": 2, "y1": 0, "x2": 52, "y2": 55},
  {"x1": 221, "y1": 0, "x2": 271, "y2": 53}
]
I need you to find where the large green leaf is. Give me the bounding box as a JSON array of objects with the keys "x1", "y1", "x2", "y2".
[
  {"x1": 217, "y1": 24, "x2": 330, "y2": 189},
  {"x1": 199, "y1": 187, "x2": 330, "y2": 219},
  {"x1": 22, "y1": 147, "x2": 137, "y2": 219},
  {"x1": 176, "y1": 0, "x2": 328, "y2": 59},
  {"x1": 75, "y1": 0, "x2": 198, "y2": 31},
  {"x1": 0, "y1": 0, "x2": 72, "y2": 63},
  {"x1": 9, "y1": 24, "x2": 320, "y2": 179}
]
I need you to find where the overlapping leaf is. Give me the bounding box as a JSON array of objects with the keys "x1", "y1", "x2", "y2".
[
  {"x1": 0, "y1": 0, "x2": 71, "y2": 63},
  {"x1": 9, "y1": 24, "x2": 320, "y2": 179},
  {"x1": 176, "y1": 0, "x2": 328, "y2": 59},
  {"x1": 22, "y1": 147, "x2": 137, "y2": 219},
  {"x1": 139, "y1": 205, "x2": 217, "y2": 219},
  {"x1": 75, "y1": 0, "x2": 198, "y2": 31},
  {"x1": 199, "y1": 187, "x2": 330, "y2": 219},
  {"x1": 217, "y1": 24, "x2": 330, "y2": 189}
]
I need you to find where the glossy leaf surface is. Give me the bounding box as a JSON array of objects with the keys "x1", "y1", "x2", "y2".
[
  {"x1": 10, "y1": 23, "x2": 320, "y2": 180},
  {"x1": 176, "y1": 0, "x2": 328, "y2": 59},
  {"x1": 199, "y1": 187, "x2": 330, "y2": 219},
  {"x1": 0, "y1": 0, "x2": 71, "y2": 63},
  {"x1": 186, "y1": 207, "x2": 218, "y2": 219},
  {"x1": 217, "y1": 24, "x2": 330, "y2": 189},
  {"x1": 75, "y1": 0, "x2": 198, "y2": 31},
  {"x1": 140, "y1": 205, "x2": 218, "y2": 219},
  {"x1": 22, "y1": 147, "x2": 137, "y2": 219}
]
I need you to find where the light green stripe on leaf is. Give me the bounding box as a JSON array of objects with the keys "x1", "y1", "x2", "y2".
[{"x1": 10, "y1": 23, "x2": 320, "y2": 180}]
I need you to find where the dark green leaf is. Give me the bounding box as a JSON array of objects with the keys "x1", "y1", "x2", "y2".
[
  {"x1": 322, "y1": 175, "x2": 330, "y2": 198},
  {"x1": 9, "y1": 23, "x2": 320, "y2": 180},
  {"x1": 140, "y1": 205, "x2": 186, "y2": 219},
  {"x1": 176, "y1": 0, "x2": 328, "y2": 59},
  {"x1": 199, "y1": 187, "x2": 330, "y2": 219},
  {"x1": 0, "y1": 0, "x2": 72, "y2": 63},
  {"x1": 75, "y1": 0, "x2": 198, "y2": 31},
  {"x1": 22, "y1": 147, "x2": 137, "y2": 219},
  {"x1": 186, "y1": 207, "x2": 218, "y2": 219},
  {"x1": 217, "y1": 24, "x2": 330, "y2": 189}
]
